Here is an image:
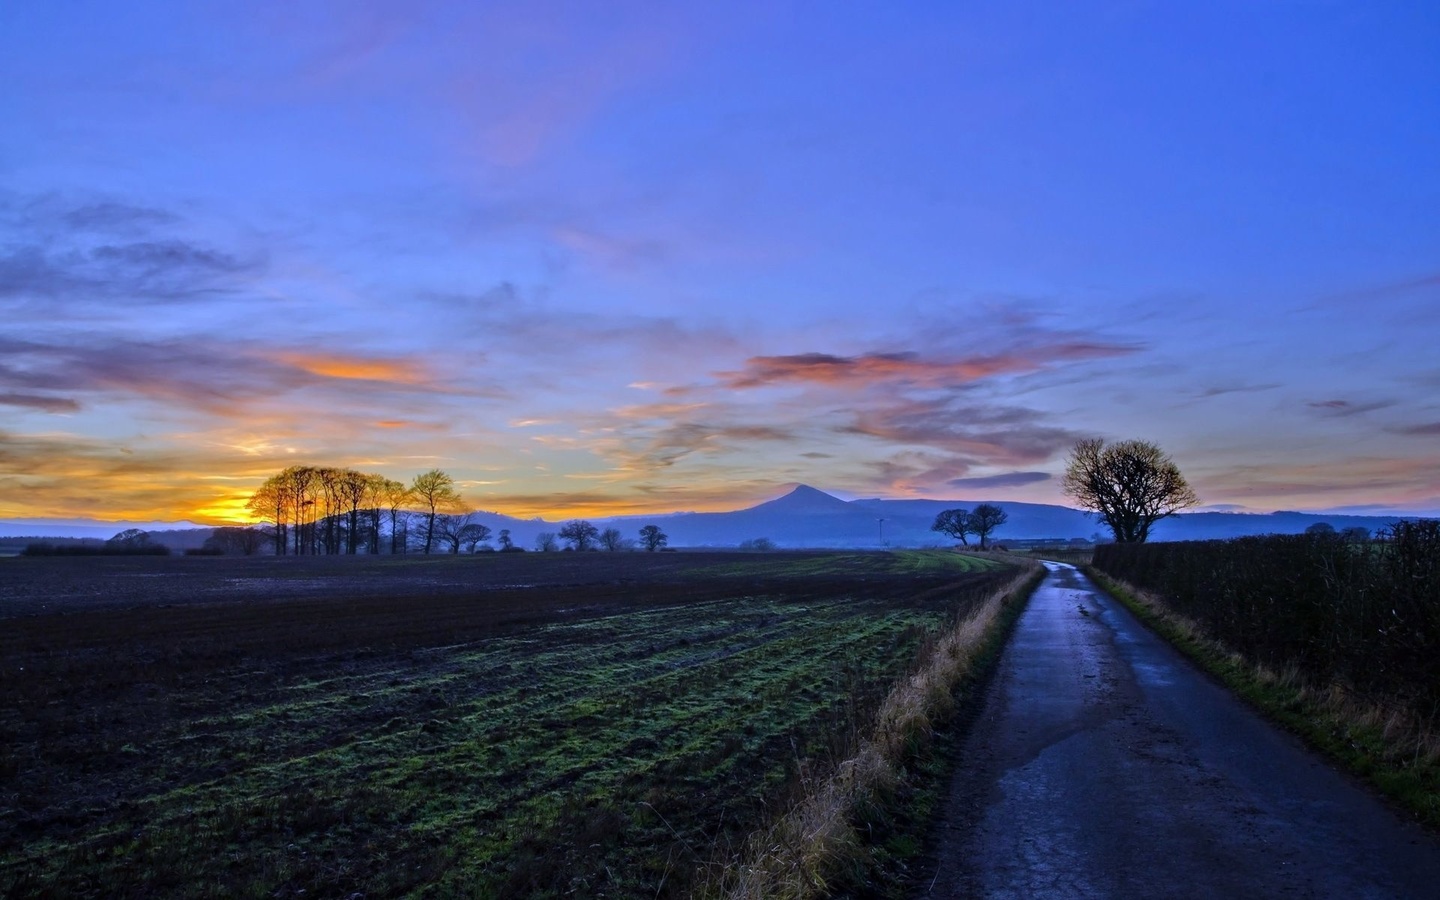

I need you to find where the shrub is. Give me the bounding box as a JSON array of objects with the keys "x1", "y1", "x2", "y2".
[{"x1": 1093, "y1": 521, "x2": 1440, "y2": 716}]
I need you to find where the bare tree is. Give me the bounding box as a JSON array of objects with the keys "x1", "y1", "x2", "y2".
[
  {"x1": 410, "y1": 469, "x2": 461, "y2": 554},
  {"x1": 247, "y1": 476, "x2": 288, "y2": 555},
  {"x1": 535, "y1": 532, "x2": 558, "y2": 552},
  {"x1": 317, "y1": 467, "x2": 345, "y2": 554},
  {"x1": 498, "y1": 528, "x2": 514, "y2": 550},
  {"x1": 931, "y1": 508, "x2": 974, "y2": 546},
  {"x1": 436, "y1": 512, "x2": 492, "y2": 554},
  {"x1": 969, "y1": 503, "x2": 1008, "y2": 550},
  {"x1": 362, "y1": 474, "x2": 387, "y2": 553},
  {"x1": 638, "y1": 524, "x2": 667, "y2": 552},
  {"x1": 203, "y1": 527, "x2": 265, "y2": 556},
  {"x1": 282, "y1": 466, "x2": 317, "y2": 555},
  {"x1": 381, "y1": 479, "x2": 411, "y2": 554},
  {"x1": 337, "y1": 469, "x2": 369, "y2": 554},
  {"x1": 1061, "y1": 438, "x2": 1199, "y2": 543},
  {"x1": 559, "y1": 519, "x2": 600, "y2": 551},
  {"x1": 599, "y1": 527, "x2": 629, "y2": 551},
  {"x1": 435, "y1": 511, "x2": 471, "y2": 554},
  {"x1": 460, "y1": 522, "x2": 492, "y2": 553}
]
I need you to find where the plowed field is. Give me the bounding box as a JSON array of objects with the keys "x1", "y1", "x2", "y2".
[{"x1": 0, "y1": 550, "x2": 1009, "y2": 898}]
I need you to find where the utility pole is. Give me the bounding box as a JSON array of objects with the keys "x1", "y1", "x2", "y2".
[{"x1": 877, "y1": 517, "x2": 886, "y2": 547}]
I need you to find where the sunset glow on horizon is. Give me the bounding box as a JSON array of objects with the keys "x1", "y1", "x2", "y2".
[{"x1": 2, "y1": 2, "x2": 1437, "y2": 527}]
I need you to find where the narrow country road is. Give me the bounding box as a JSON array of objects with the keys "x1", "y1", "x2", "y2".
[{"x1": 917, "y1": 562, "x2": 1440, "y2": 899}]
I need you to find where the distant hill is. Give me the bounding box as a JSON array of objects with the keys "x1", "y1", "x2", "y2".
[
  {"x1": 626, "y1": 486, "x2": 1418, "y2": 548},
  {"x1": 1, "y1": 486, "x2": 1424, "y2": 551}
]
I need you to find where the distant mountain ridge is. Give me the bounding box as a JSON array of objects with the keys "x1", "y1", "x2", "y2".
[{"x1": 2, "y1": 485, "x2": 1427, "y2": 550}]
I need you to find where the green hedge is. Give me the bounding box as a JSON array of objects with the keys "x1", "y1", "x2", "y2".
[{"x1": 1093, "y1": 521, "x2": 1440, "y2": 716}]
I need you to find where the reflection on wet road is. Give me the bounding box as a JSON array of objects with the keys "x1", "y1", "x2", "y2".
[{"x1": 918, "y1": 563, "x2": 1440, "y2": 899}]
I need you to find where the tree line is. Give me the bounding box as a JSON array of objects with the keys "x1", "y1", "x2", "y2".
[
  {"x1": 240, "y1": 438, "x2": 1201, "y2": 557},
  {"x1": 243, "y1": 466, "x2": 670, "y2": 556},
  {"x1": 246, "y1": 465, "x2": 454, "y2": 555}
]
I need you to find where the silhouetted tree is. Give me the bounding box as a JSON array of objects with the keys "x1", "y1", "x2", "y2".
[
  {"x1": 599, "y1": 527, "x2": 629, "y2": 551},
  {"x1": 203, "y1": 526, "x2": 265, "y2": 556},
  {"x1": 639, "y1": 524, "x2": 668, "y2": 552},
  {"x1": 338, "y1": 469, "x2": 369, "y2": 554},
  {"x1": 1306, "y1": 522, "x2": 1337, "y2": 536},
  {"x1": 498, "y1": 528, "x2": 514, "y2": 550},
  {"x1": 970, "y1": 503, "x2": 1008, "y2": 550},
  {"x1": 739, "y1": 537, "x2": 775, "y2": 551},
  {"x1": 535, "y1": 532, "x2": 558, "y2": 552},
  {"x1": 1342, "y1": 526, "x2": 1371, "y2": 543},
  {"x1": 435, "y1": 511, "x2": 474, "y2": 554},
  {"x1": 362, "y1": 474, "x2": 387, "y2": 553},
  {"x1": 460, "y1": 522, "x2": 492, "y2": 553},
  {"x1": 1061, "y1": 438, "x2": 1198, "y2": 543},
  {"x1": 247, "y1": 477, "x2": 288, "y2": 555},
  {"x1": 410, "y1": 469, "x2": 461, "y2": 554},
  {"x1": 559, "y1": 519, "x2": 600, "y2": 551},
  {"x1": 931, "y1": 508, "x2": 974, "y2": 546},
  {"x1": 380, "y1": 478, "x2": 410, "y2": 554}
]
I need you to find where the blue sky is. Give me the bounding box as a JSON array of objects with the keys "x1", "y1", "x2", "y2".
[{"x1": 2, "y1": 1, "x2": 1437, "y2": 523}]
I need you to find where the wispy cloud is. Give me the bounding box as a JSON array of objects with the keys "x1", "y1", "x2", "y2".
[
  {"x1": 0, "y1": 429, "x2": 262, "y2": 523},
  {"x1": 1390, "y1": 422, "x2": 1440, "y2": 436},
  {"x1": 1198, "y1": 456, "x2": 1440, "y2": 506},
  {"x1": 1197, "y1": 383, "x2": 1281, "y2": 399},
  {"x1": 0, "y1": 193, "x2": 263, "y2": 316},
  {"x1": 0, "y1": 336, "x2": 479, "y2": 419},
  {"x1": 842, "y1": 398, "x2": 1081, "y2": 466},
  {"x1": 947, "y1": 471, "x2": 1052, "y2": 489},
  {"x1": 0, "y1": 392, "x2": 80, "y2": 413},
  {"x1": 716, "y1": 343, "x2": 1136, "y2": 390},
  {"x1": 1306, "y1": 399, "x2": 1394, "y2": 417}
]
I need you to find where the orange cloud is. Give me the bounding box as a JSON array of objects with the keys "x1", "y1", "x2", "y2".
[{"x1": 273, "y1": 352, "x2": 431, "y2": 385}]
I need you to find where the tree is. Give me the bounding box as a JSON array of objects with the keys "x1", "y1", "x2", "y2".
[
  {"x1": 639, "y1": 524, "x2": 668, "y2": 552},
  {"x1": 931, "y1": 508, "x2": 974, "y2": 546},
  {"x1": 559, "y1": 519, "x2": 600, "y2": 551},
  {"x1": 435, "y1": 511, "x2": 475, "y2": 554},
  {"x1": 1306, "y1": 522, "x2": 1337, "y2": 536},
  {"x1": 498, "y1": 528, "x2": 514, "y2": 550},
  {"x1": 361, "y1": 474, "x2": 387, "y2": 553},
  {"x1": 247, "y1": 476, "x2": 288, "y2": 555},
  {"x1": 1342, "y1": 526, "x2": 1371, "y2": 543},
  {"x1": 380, "y1": 479, "x2": 411, "y2": 554},
  {"x1": 969, "y1": 503, "x2": 1008, "y2": 549},
  {"x1": 459, "y1": 522, "x2": 492, "y2": 553},
  {"x1": 203, "y1": 526, "x2": 265, "y2": 556},
  {"x1": 1061, "y1": 438, "x2": 1199, "y2": 543},
  {"x1": 739, "y1": 537, "x2": 775, "y2": 551},
  {"x1": 535, "y1": 532, "x2": 558, "y2": 552},
  {"x1": 338, "y1": 469, "x2": 369, "y2": 554},
  {"x1": 410, "y1": 469, "x2": 461, "y2": 554},
  {"x1": 599, "y1": 527, "x2": 630, "y2": 551}
]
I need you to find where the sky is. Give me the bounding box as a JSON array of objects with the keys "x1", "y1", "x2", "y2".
[{"x1": 2, "y1": 0, "x2": 1438, "y2": 526}]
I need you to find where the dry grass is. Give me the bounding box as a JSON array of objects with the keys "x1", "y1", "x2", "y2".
[{"x1": 707, "y1": 558, "x2": 1045, "y2": 899}]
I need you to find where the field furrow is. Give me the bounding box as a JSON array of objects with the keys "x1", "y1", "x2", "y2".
[{"x1": 1, "y1": 550, "x2": 1011, "y2": 898}]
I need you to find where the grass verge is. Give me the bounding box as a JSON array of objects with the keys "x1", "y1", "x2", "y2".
[
  {"x1": 707, "y1": 556, "x2": 1045, "y2": 898},
  {"x1": 1087, "y1": 568, "x2": 1440, "y2": 830}
]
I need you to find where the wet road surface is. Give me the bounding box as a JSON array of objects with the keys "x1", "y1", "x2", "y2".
[{"x1": 918, "y1": 563, "x2": 1440, "y2": 899}]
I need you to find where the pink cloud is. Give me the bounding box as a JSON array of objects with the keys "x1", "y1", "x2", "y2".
[{"x1": 717, "y1": 343, "x2": 1136, "y2": 390}]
